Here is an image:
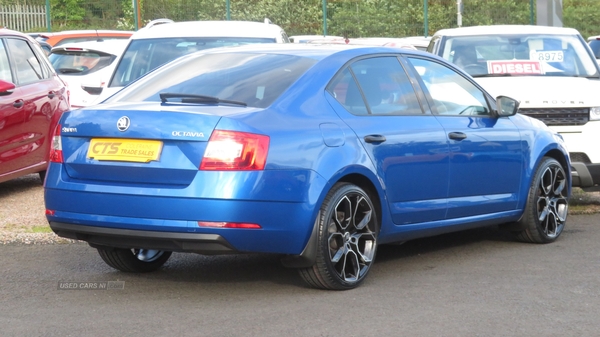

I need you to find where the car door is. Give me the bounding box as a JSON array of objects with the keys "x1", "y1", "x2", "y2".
[
  {"x1": 405, "y1": 56, "x2": 524, "y2": 218},
  {"x1": 0, "y1": 38, "x2": 29, "y2": 177},
  {"x1": 2, "y1": 36, "x2": 60, "y2": 177},
  {"x1": 326, "y1": 55, "x2": 450, "y2": 225}
]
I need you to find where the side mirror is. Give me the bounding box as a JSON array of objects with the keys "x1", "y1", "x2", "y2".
[
  {"x1": 0, "y1": 79, "x2": 16, "y2": 96},
  {"x1": 496, "y1": 95, "x2": 520, "y2": 116}
]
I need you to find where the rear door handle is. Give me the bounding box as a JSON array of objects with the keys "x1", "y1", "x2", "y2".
[
  {"x1": 448, "y1": 132, "x2": 467, "y2": 140},
  {"x1": 364, "y1": 135, "x2": 387, "y2": 143},
  {"x1": 13, "y1": 100, "x2": 24, "y2": 108}
]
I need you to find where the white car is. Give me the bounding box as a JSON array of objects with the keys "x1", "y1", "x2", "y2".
[
  {"x1": 93, "y1": 19, "x2": 289, "y2": 104},
  {"x1": 49, "y1": 39, "x2": 128, "y2": 108},
  {"x1": 428, "y1": 25, "x2": 600, "y2": 191}
]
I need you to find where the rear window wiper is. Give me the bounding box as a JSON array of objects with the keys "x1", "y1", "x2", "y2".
[
  {"x1": 57, "y1": 67, "x2": 84, "y2": 74},
  {"x1": 159, "y1": 93, "x2": 247, "y2": 107}
]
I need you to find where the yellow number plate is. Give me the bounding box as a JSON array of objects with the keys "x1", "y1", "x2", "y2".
[{"x1": 87, "y1": 138, "x2": 163, "y2": 163}]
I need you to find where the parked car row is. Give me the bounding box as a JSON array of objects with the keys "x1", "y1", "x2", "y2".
[{"x1": 4, "y1": 21, "x2": 598, "y2": 289}]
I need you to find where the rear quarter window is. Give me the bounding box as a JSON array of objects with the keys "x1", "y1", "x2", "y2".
[{"x1": 589, "y1": 40, "x2": 600, "y2": 59}]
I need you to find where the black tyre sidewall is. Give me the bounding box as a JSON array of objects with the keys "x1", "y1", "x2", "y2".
[
  {"x1": 316, "y1": 183, "x2": 379, "y2": 289},
  {"x1": 520, "y1": 157, "x2": 567, "y2": 243},
  {"x1": 98, "y1": 248, "x2": 172, "y2": 273}
]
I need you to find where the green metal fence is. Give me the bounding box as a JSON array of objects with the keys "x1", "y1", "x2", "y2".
[{"x1": 2, "y1": 0, "x2": 600, "y2": 40}]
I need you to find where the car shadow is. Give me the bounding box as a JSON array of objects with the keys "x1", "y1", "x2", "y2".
[
  {"x1": 101, "y1": 225, "x2": 516, "y2": 289},
  {"x1": 376, "y1": 225, "x2": 517, "y2": 263}
]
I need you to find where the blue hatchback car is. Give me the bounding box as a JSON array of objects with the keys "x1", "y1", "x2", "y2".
[{"x1": 44, "y1": 44, "x2": 571, "y2": 290}]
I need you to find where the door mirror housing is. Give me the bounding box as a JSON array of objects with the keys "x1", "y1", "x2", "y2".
[
  {"x1": 496, "y1": 95, "x2": 520, "y2": 116},
  {"x1": 0, "y1": 79, "x2": 16, "y2": 96}
]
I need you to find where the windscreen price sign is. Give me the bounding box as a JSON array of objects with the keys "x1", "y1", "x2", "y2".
[{"x1": 487, "y1": 60, "x2": 545, "y2": 75}]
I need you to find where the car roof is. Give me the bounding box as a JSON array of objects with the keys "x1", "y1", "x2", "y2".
[
  {"x1": 290, "y1": 35, "x2": 344, "y2": 43},
  {"x1": 0, "y1": 27, "x2": 34, "y2": 39},
  {"x1": 177, "y1": 42, "x2": 427, "y2": 62},
  {"x1": 434, "y1": 25, "x2": 581, "y2": 37},
  {"x1": 50, "y1": 39, "x2": 129, "y2": 55},
  {"x1": 131, "y1": 20, "x2": 285, "y2": 40},
  {"x1": 37, "y1": 30, "x2": 134, "y2": 38},
  {"x1": 38, "y1": 30, "x2": 134, "y2": 46}
]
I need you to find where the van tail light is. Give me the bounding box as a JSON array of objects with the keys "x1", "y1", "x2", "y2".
[
  {"x1": 200, "y1": 130, "x2": 269, "y2": 171},
  {"x1": 49, "y1": 124, "x2": 63, "y2": 163}
]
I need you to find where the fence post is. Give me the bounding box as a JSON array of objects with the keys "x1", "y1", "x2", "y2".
[
  {"x1": 424, "y1": 0, "x2": 428, "y2": 37},
  {"x1": 133, "y1": 0, "x2": 139, "y2": 30},
  {"x1": 226, "y1": 0, "x2": 230, "y2": 20},
  {"x1": 530, "y1": 0, "x2": 534, "y2": 25},
  {"x1": 322, "y1": 0, "x2": 327, "y2": 36},
  {"x1": 45, "y1": 0, "x2": 51, "y2": 32}
]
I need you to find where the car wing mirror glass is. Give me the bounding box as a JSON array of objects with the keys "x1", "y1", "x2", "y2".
[{"x1": 496, "y1": 95, "x2": 520, "y2": 116}]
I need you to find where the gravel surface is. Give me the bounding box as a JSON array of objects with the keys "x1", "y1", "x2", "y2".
[
  {"x1": 2, "y1": 173, "x2": 600, "y2": 245},
  {"x1": 0, "y1": 174, "x2": 77, "y2": 245}
]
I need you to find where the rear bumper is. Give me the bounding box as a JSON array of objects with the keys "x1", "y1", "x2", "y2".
[
  {"x1": 50, "y1": 221, "x2": 237, "y2": 254},
  {"x1": 44, "y1": 165, "x2": 328, "y2": 255},
  {"x1": 571, "y1": 162, "x2": 600, "y2": 191}
]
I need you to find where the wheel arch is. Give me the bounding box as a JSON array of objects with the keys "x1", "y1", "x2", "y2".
[
  {"x1": 501, "y1": 150, "x2": 571, "y2": 232},
  {"x1": 281, "y1": 167, "x2": 387, "y2": 269},
  {"x1": 535, "y1": 148, "x2": 572, "y2": 199},
  {"x1": 544, "y1": 148, "x2": 572, "y2": 193},
  {"x1": 338, "y1": 173, "x2": 383, "y2": 230}
]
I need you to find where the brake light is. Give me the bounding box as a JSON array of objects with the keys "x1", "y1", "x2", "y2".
[
  {"x1": 197, "y1": 221, "x2": 261, "y2": 229},
  {"x1": 200, "y1": 130, "x2": 269, "y2": 170},
  {"x1": 49, "y1": 124, "x2": 63, "y2": 163}
]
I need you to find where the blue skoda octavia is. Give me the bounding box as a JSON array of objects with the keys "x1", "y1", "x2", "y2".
[{"x1": 44, "y1": 44, "x2": 571, "y2": 290}]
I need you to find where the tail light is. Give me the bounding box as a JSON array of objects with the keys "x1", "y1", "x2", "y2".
[
  {"x1": 197, "y1": 221, "x2": 261, "y2": 229},
  {"x1": 200, "y1": 130, "x2": 269, "y2": 170},
  {"x1": 49, "y1": 124, "x2": 63, "y2": 163}
]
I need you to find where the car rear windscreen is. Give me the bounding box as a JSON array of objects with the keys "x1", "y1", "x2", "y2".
[
  {"x1": 49, "y1": 50, "x2": 116, "y2": 75},
  {"x1": 108, "y1": 37, "x2": 277, "y2": 88},
  {"x1": 106, "y1": 52, "x2": 317, "y2": 108}
]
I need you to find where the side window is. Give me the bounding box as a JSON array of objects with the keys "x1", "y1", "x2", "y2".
[
  {"x1": 407, "y1": 57, "x2": 491, "y2": 116},
  {"x1": 328, "y1": 67, "x2": 368, "y2": 115},
  {"x1": 0, "y1": 40, "x2": 12, "y2": 82},
  {"x1": 327, "y1": 56, "x2": 423, "y2": 116},
  {"x1": 6, "y1": 38, "x2": 44, "y2": 85}
]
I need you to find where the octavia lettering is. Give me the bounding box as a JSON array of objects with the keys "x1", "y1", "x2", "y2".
[{"x1": 172, "y1": 131, "x2": 204, "y2": 138}]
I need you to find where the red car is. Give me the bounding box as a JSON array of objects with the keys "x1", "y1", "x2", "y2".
[{"x1": 0, "y1": 28, "x2": 70, "y2": 183}]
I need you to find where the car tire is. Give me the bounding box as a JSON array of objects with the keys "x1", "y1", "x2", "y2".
[
  {"x1": 299, "y1": 183, "x2": 379, "y2": 290},
  {"x1": 97, "y1": 247, "x2": 172, "y2": 272},
  {"x1": 38, "y1": 170, "x2": 46, "y2": 183},
  {"x1": 514, "y1": 157, "x2": 569, "y2": 243}
]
